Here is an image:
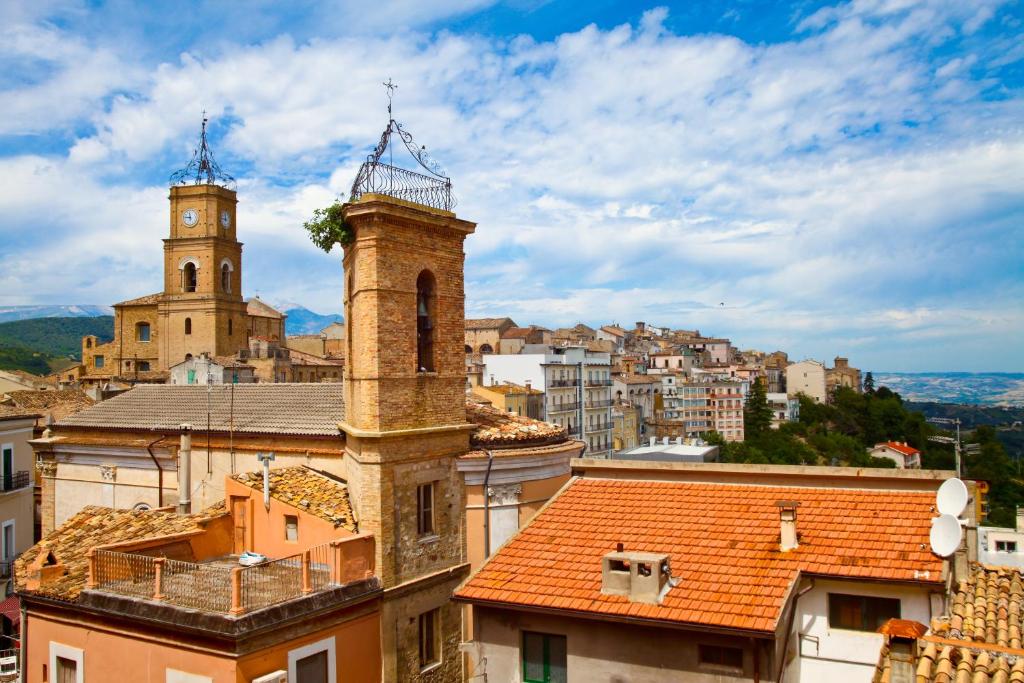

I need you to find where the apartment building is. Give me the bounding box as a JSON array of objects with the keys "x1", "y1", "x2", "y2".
[
  {"x1": 767, "y1": 392, "x2": 800, "y2": 428},
  {"x1": 654, "y1": 374, "x2": 748, "y2": 442},
  {"x1": 484, "y1": 346, "x2": 614, "y2": 457},
  {"x1": 470, "y1": 381, "x2": 544, "y2": 419},
  {"x1": 787, "y1": 360, "x2": 828, "y2": 403},
  {"x1": 457, "y1": 459, "x2": 956, "y2": 683}
]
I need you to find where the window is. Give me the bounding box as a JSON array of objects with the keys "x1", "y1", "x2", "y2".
[
  {"x1": 479, "y1": 343, "x2": 493, "y2": 354},
  {"x1": 221, "y1": 263, "x2": 231, "y2": 292},
  {"x1": 417, "y1": 483, "x2": 435, "y2": 536},
  {"x1": 49, "y1": 643, "x2": 83, "y2": 683},
  {"x1": 522, "y1": 631, "x2": 566, "y2": 683},
  {"x1": 228, "y1": 319, "x2": 233, "y2": 336},
  {"x1": 419, "y1": 608, "x2": 441, "y2": 670},
  {"x1": 185, "y1": 318, "x2": 192, "y2": 335},
  {"x1": 698, "y1": 644, "x2": 743, "y2": 670},
  {"x1": 94, "y1": 355, "x2": 104, "y2": 368},
  {"x1": 996, "y1": 540, "x2": 1018, "y2": 553},
  {"x1": 828, "y1": 593, "x2": 900, "y2": 632},
  {"x1": 285, "y1": 515, "x2": 298, "y2": 542},
  {"x1": 416, "y1": 270, "x2": 436, "y2": 372},
  {"x1": 137, "y1": 322, "x2": 151, "y2": 342},
  {"x1": 182, "y1": 262, "x2": 198, "y2": 292},
  {"x1": 137, "y1": 361, "x2": 151, "y2": 372},
  {"x1": 287, "y1": 636, "x2": 336, "y2": 683}
]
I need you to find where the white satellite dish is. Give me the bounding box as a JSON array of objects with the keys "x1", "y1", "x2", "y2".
[
  {"x1": 930, "y1": 514, "x2": 963, "y2": 557},
  {"x1": 937, "y1": 478, "x2": 969, "y2": 517}
]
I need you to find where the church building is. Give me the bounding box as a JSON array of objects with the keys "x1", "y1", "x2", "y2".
[{"x1": 77, "y1": 118, "x2": 285, "y2": 383}]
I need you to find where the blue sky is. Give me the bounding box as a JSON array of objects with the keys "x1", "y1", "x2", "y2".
[{"x1": 1, "y1": 0, "x2": 1021, "y2": 372}]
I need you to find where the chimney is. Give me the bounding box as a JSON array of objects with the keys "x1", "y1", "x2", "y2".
[
  {"x1": 879, "y1": 619, "x2": 927, "y2": 683},
  {"x1": 601, "y1": 549, "x2": 672, "y2": 604},
  {"x1": 178, "y1": 424, "x2": 192, "y2": 514},
  {"x1": 489, "y1": 374, "x2": 495, "y2": 386},
  {"x1": 525, "y1": 380, "x2": 532, "y2": 391},
  {"x1": 662, "y1": 436, "x2": 669, "y2": 446},
  {"x1": 776, "y1": 501, "x2": 801, "y2": 552}
]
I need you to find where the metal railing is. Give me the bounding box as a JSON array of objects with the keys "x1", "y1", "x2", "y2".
[
  {"x1": 585, "y1": 399, "x2": 614, "y2": 408},
  {"x1": 90, "y1": 536, "x2": 375, "y2": 616},
  {"x1": 548, "y1": 379, "x2": 579, "y2": 388},
  {"x1": 1, "y1": 471, "x2": 30, "y2": 492},
  {"x1": 548, "y1": 402, "x2": 580, "y2": 412},
  {"x1": 585, "y1": 379, "x2": 613, "y2": 386}
]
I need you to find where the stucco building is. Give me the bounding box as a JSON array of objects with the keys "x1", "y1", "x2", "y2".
[
  {"x1": 826, "y1": 356, "x2": 861, "y2": 395},
  {"x1": 787, "y1": 360, "x2": 828, "y2": 403},
  {"x1": 0, "y1": 409, "x2": 38, "y2": 601},
  {"x1": 464, "y1": 318, "x2": 516, "y2": 355}
]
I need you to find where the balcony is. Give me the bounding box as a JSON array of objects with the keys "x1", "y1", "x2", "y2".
[
  {"x1": 1, "y1": 471, "x2": 29, "y2": 493},
  {"x1": 585, "y1": 379, "x2": 613, "y2": 387},
  {"x1": 565, "y1": 426, "x2": 581, "y2": 436},
  {"x1": 87, "y1": 535, "x2": 376, "y2": 617},
  {"x1": 585, "y1": 399, "x2": 614, "y2": 409},
  {"x1": 549, "y1": 402, "x2": 580, "y2": 413},
  {"x1": 549, "y1": 379, "x2": 580, "y2": 388}
]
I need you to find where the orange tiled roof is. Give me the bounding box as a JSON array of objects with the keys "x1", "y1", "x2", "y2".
[
  {"x1": 878, "y1": 441, "x2": 921, "y2": 456},
  {"x1": 466, "y1": 402, "x2": 567, "y2": 448},
  {"x1": 232, "y1": 466, "x2": 356, "y2": 531},
  {"x1": 456, "y1": 478, "x2": 943, "y2": 633}
]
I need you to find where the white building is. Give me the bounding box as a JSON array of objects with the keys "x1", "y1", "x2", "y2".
[
  {"x1": 977, "y1": 509, "x2": 1024, "y2": 569},
  {"x1": 614, "y1": 437, "x2": 718, "y2": 463},
  {"x1": 168, "y1": 354, "x2": 256, "y2": 385},
  {"x1": 868, "y1": 441, "x2": 922, "y2": 469},
  {"x1": 786, "y1": 360, "x2": 828, "y2": 403},
  {"x1": 767, "y1": 392, "x2": 800, "y2": 428},
  {"x1": 484, "y1": 345, "x2": 613, "y2": 457}
]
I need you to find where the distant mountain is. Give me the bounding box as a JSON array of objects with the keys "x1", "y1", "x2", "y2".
[
  {"x1": 874, "y1": 372, "x2": 1024, "y2": 407},
  {"x1": 0, "y1": 304, "x2": 112, "y2": 323},
  {"x1": 282, "y1": 305, "x2": 343, "y2": 336}
]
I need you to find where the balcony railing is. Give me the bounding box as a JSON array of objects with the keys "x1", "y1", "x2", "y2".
[
  {"x1": 565, "y1": 426, "x2": 581, "y2": 436},
  {"x1": 585, "y1": 379, "x2": 613, "y2": 387},
  {"x1": 89, "y1": 536, "x2": 374, "y2": 616},
  {"x1": 1, "y1": 471, "x2": 29, "y2": 493},
  {"x1": 548, "y1": 402, "x2": 580, "y2": 412},
  {"x1": 585, "y1": 399, "x2": 614, "y2": 408},
  {"x1": 549, "y1": 379, "x2": 580, "y2": 388}
]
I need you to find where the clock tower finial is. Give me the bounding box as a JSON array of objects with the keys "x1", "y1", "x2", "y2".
[{"x1": 170, "y1": 113, "x2": 236, "y2": 189}]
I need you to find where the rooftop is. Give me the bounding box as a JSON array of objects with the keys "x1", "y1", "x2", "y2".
[
  {"x1": 15, "y1": 504, "x2": 228, "y2": 602},
  {"x1": 3, "y1": 389, "x2": 94, "y2": 422},
  {"x1": 232, "y1": 466, "x2": 356, "y2": 531},
  {"x1": 876, "y1": 441, "x2": 922, "y2": 456},
  {"x1": 54, "y1": 384, "x2": 345, "y2": 436},
  {"x1": 246, "y1": 297, "x2": 285, "y2": 319},
  {"x1": 114, "y1": 292, "x2": 162, "y2": 307},
  {"x1": 456, "y1": 476, "x2": 943, "y2": 633},
  {"x1": 465, "y1": 317, "x2": 516, "y2": 331},
  {"x1": 466, "y1": 402, "x2": 567, "y2": 448}
]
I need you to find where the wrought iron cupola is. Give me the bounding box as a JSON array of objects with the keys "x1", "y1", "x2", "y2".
[
  {"x1": 349, "y1": 80, "x2": 454, "y2": 211},
  {"x1": 170, "y1": 114, "x2": 236, "y2": 190}
]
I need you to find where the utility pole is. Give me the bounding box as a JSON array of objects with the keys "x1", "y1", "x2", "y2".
[{"x1": 928, "y1": 417, "x2": 964, "y2": 477}]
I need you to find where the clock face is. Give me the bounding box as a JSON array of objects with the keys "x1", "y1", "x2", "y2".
[
  {"x1": 181, "y1": 208, "x2": 199, "y2": 227},
  {"x1": 220, "y1": 210, "x2": 231, "y2": 228}
]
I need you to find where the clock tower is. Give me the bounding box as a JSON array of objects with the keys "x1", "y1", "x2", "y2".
[{"x1": 158, "y1": 117, "x2": 248, "y2": 366}]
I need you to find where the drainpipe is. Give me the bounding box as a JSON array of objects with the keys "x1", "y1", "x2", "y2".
[
  {"x1": 777, "y1": 578, "x2": 814, "y2": 683},
  {"x1": 178, "y1": 425, "x2": 192, "y2": 514},
  {"x1": 483, "y1": 450, "x2": 494, "y2": 558},
  {"x1": 145, "y1": 434, "x2": 168, "y2": 508}
]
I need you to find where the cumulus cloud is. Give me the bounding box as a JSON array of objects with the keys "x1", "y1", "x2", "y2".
[{"x1": 0, "y1": 0, "x2": 1021, "y2": 371}]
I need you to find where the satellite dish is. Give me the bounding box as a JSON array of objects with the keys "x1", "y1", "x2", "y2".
[
  {"x1": 930, "y1": 514, "x2": 963, "y2": 557},
  {"x1": 937, "y1": 478, "x2": 969, "y2": 517}
]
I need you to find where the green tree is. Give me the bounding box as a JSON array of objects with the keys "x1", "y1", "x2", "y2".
[
  {"x1": 743, "y1": 377, "x2": 773, "y2": 438},
  {"x1": 863, "y1": 371, "x2": 875, "y2": 393}
]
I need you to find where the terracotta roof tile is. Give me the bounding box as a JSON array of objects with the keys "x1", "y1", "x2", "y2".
[
  {"x1": 878, "y1": 441, "x2": 922, "y2": 456},
  {"x1": 466, "y1": 402, "x2": 567, "y2": 448},
  {"x1": 114, "y1": 292, "x2": 162, "y2": 306},
  {"x1": 246, "y1": 297, "x2": 285, "y2": 318},
  {"x1": 456, "y1": 478, "x2": 943, "y2": 632},
  {"x1": 55, "y1": 384, "x2": 344, "y2": 435},
  {"x1": 3, "y1": 389, "x2": 94, "y2": 422},
  {"x1": 465, "y1": 317, "x2": 516, "y2": 330},
  {"x1": 15, "y1": 504, "x2": 228, "y2": 602},
  {"x1": 232, "y1": 466, "x2": 355, "y2": 531}
]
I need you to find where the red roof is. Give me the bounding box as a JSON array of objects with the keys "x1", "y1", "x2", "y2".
[
  {"x1": 456, "y1": 478, "x2": 943, "y2": 633},
  {"x1": 880, "y1": 442, "x2": 921, "y2": 456}
]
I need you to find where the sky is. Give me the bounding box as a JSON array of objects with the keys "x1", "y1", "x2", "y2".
[{"x1": 0, "y1": 0, "x2": 1021, "y2": 373}]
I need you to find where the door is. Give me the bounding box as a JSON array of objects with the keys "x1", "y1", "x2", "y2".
[
  {"x1": 56, "y1": 656, "x2": 77, "y2": 683},
  {"x1": 231, "y1": 497, "x2": 247, "y2": 553},
  {"x1": 1, "y1": 446, "x2": 11, "y2": 491}
]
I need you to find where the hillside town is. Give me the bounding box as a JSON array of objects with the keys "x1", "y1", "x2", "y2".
[{"x1": 0, "y1": 93, "x2": 1017, "y2": 683}]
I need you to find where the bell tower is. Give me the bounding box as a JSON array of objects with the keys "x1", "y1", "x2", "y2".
[
  {"x1": 158, "y1": 116, "x2": 248, "y2": 367},
  {"x1": 340, "y1": 106, "x2": 474, "y2": 681}
]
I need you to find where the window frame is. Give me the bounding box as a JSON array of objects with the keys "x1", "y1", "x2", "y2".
[
  {"x1": 49, "y1": 642, "x2": 84, "y2": 683},
  {"x1": 417, "y1": 482, "x2": 436, "y2": 537},
  {"x1": 287, "y1": 635, "x2": 336, "y2": 683},
  {"x1": 136, "y1": 322, "x2": 151, "y2": 342},
  {"x1": 94, "y1": 355, "x2": 104, "y2": 369},
  {"x1": 697, "y1": 643, "x2": 744, "y2": 672},
  {"x1": 827, "y1": 592, "x2": 901, "y2": 632},
  {"x1": 418, "y1": 607, "x2": 441, "y2": 671},
  {"x1": 284, "y1": 514, "x2": 299, "y2": 543},
  {"x1": 996, "y1": 540, "x2": 1018, "y2": 553},
  {"x1": 522, "y1": 630, "x2": 567, "y2": 683}
]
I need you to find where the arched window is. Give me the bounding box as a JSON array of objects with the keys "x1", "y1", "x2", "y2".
[
  {"x1": 479, "y1": 343, "x2": 493, "y2": 354},
  {"x1": 185, "y1": 318, "x2": 192, "y2": 335},
  {"x1": 221, "y1": 263, "x2": 231, "y2": 292},
  {"x1": 416, "y1": 270, "x2": 435, "y2": 372},
  {"x1": 136, "y1": 322, "x2": 150, "y2": 342},
  {"x1": 132, "y1": 502, "x2": 151, "y2": 512},
  {"x1": 183, "y1": 262, "x2": 197, "y2": 292}
]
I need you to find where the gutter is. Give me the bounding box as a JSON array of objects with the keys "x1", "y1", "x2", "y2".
[
  {"x1": 483, "y1": 450, "x2": 494, "y2": 558},
  {"x1": 776, "y1": 578, "x2": 814, "y2": 683},
  {"x1": 145, "y1": 434, "x2": 168, "y2": 508}
]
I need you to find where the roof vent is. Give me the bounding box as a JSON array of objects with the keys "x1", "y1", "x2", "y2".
[
  {"x1": 776, "y1": 500, "x2": 801, "y2": 552},
  {"x1": 601, "y1": 549, "x2": 673, "y2": 604}
]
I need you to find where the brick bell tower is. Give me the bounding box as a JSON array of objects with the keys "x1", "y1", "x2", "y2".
[
  {"x1": 158, "y1": 116, "x2": 248, "y2": 368},
  {"x1": 340, "y1": 106, "x2": 475, "y2": 681}
]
